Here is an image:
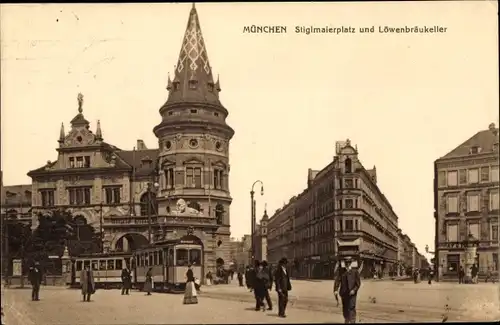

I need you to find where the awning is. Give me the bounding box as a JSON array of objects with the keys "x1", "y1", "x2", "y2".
[{"x1": 337, "y1": 239, "x2": 361, "y2": 246}]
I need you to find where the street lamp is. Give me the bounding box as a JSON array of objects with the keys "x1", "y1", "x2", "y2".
[
  {"x1": 250, "y1": 180, "x2": 264, "y2": 264},
  {"x1": 147, "y1": 182, "x2": 160, "y2": 244}
]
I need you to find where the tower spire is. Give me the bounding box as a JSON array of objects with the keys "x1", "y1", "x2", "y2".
[
  {"x1": 95, "y1": 120, "x2": 103, "y2": 141},
  {"x1": 165, "y1": 4, "x2": 220, "y2": 104},
  {"x1": 58, "y1": 123, "x2": 65, "y2": 144},
  {"x1": 70, "y1": 92, "x2": 90, "y2": 128}
]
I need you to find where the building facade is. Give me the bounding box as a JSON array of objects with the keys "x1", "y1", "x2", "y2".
[
  {"x1": 251, "y1": 209, "x2": 269, "y2": 263},
  {"x1": 434, "y1": 123, "x2": 499, "y2": 281},
  {"x1": 267, "y1": 140, "x2": 408, "y2": 279},
  {"x1": 14, "y1": 5, "x2": 234, "y2": 273}
]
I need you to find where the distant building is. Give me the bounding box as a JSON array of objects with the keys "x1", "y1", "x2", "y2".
[
  {"x1": 434, "y1": 122, "x2": 499, "y2": 281},
  {"x1": 252, "y1": 209, "x2": 269, "y2": 263},
  {"x1": 267, "y1": 139, "x2": 420, "y2": 279},
  {"x1": 227, "y1": 236, "x2": 251, "y2": 271}
]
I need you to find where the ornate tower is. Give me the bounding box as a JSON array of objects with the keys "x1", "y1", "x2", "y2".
[
  {"x1": 153, "y1": 4, "x2": 235, "y2": 269},
  {"x1": 260, "y1": 206, "x2": 269, "y2": 262}
]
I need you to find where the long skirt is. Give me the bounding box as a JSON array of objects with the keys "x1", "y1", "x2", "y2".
[{"x1": 183, "y1": 281, "x2": 198, "y2": 304}]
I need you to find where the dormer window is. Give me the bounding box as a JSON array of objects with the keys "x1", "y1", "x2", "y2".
[
  {"x1": 469, "y1": 146, "x2": 481, "y2": 154},
  {"x1": 173, "y1": 81, "x2": 180, "y2": 91},
  {"x1": 345, "y1": 158, "x2": 352, "y2": 173},
  {"x1": 190, "y1": 109, "x2": 197, "y2": 114},
  {"x1": 493, "y1": 143, "x2": 499, "y2": 151},
  {"x1": 207, "y1": 82, "x2": 214, "y2": 92}
]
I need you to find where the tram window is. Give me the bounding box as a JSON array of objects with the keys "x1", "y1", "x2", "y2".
[
  {"x1": 176, "y1": 249, "x2": 188, "y2": 266},
  {"x1": 91, "y1": 260, "x2": 98, "y2": 270},
  {"x1": 149, "y1": 253, "x2": 153, "y2": 266},
  {"x1": 154, "y1": 251, "x2": 159, "y2": 265},
  {"x1": 107, "y1": 260, "x2": 115, "y2": 270},
  {"x1": 141, "y1": 254, "x2": 145, "y2": 266},
  {"x1": 99, "y1": 260, "x2": 106, "y2": 270},
  {"x1": 159, "y1": 251, "x2": 164, "y2": 265},
  {"x1": 83, "y1": 260, "x2": 90, "y2": 269},
  {"x1": 116, "y1": 259, "x2": 123, "y2": 270},
  {"x1": 189, "y1": 249, "x2": 202, "y2": 265},
  {"x1": 76, "y1": 261, "x2": 83, "y2": 271},
  {"x1": 144, "y1": 254, "x2": 149, "y2": 266},
  {"x1": 168, "y1": 249, "x2": 174, "y2": 265}
]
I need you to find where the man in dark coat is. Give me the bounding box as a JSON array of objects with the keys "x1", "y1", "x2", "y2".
[
  {"x1": 245, "y1": 266, "x2": 253, "y2": 289},
  {"x1": 274, "y1": 257, "x2": 292, "y2": 318},
  {"x1": 28, "y1": 262, "x2": 43, "y2": 301},
  {"x1": 261, "y1": 260, "x2": 273, "y2": 310},
  {"x1": 334, "y1": 257, "x2": 361, "y2": 324},
  {"x1": 121, "y1": 266, "x2": 132, "y2": 295}
]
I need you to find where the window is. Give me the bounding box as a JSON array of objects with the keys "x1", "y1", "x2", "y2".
[
  {"x1": 213, "y1": 169, "x2": 223, "y2": 189},
  {"x1": 76, "y1": 261, "x2": 83, "y2": 271},
  {"x1": 104, "y1": 187, "x2": 121, "y2": 204},
  {"x1": 481, "y1": 167, "x2": 490, "y2": 182},
  {"x1": 490, "y1": 192, "x2": 499, "y2": 211},
  {"x1": 469, "y1": 146, "x2": 480, "y2": 154},
  {"x1": 194, "y1": 168, "x2": 202, "y2": 188},
  {"x1": 491, "y1": 223, "x2": 498, "y2": 242},
  {"x1": 345, "y1": 220, "x2": 354, "y2": 231},
  {"x1": 354, "y1": 220, "x2": 359, "y2": 231},
  {"x1": 91, "y1": 260, "x2": 98, "y2": 270},
  {"x1": 493, "y1": 253, "x2": 498, "y2": 272},
  {"x1": 68, "y1": 187, "x2": 91, "y2": 205},
  {"x1": 459, "y1": 169, "x2": 467, "y2": 185},
  {"x1": 345, "y1": 199, "x2": 354, "y2": 209},
  {"x1": 84, "y1": 156, "x2": 90, "y2": 168},
  {"x1": 186, "y1": 167, "x2": 194, "y2": 187},
  {"x1": 76, "y1": 157, "x2": 84, "y2": 168},
  {"x1": 447, "y1": 171, "x2": 458, "y2": 186},
  {"x1": 215, "y1": 204, "x2": 224, "y2": 224},
  {"x1": 116, "y1": 259, "x2": 123, "y2": 270},
  {"x1": 190, "y1": 109, "x2": 197, "y2": 114},
  {"x1": 149, "y1": 253, "x2": 153, "y2": 266},
  {"x1": 467, "y1": 194, "x2": 480, "y2": 212},
  {"x1": 438, "y1": 171, "x2": 446, "y2": 187},
  {"x1": 107, "y1": 260, "x2": 114, "y2": 270},
  {"x1": 40, "y1": 189, "x2": 55, "y2": 207},
  {"x1": 159, "y1": 252, "x2": 164, "y2": 265},
  {"x1": 99, "y1": 260, "x2": 106, "y2": 270},
  {"x1": 140, "y1": 192, "x2": 157, "y2": 216},
  {"x1": 189, "y1": 249, "x2": 202, "y2": 265},
  {"x1": 468, "y1": 169, "x2": 479, "y2": 184},
  {"x1": 468, "y1": 222, "x2": 480, "y2": 239},
  {"x1": 446, "y1": 254, "x2": 459, "y2": 273},
  {"x1": 446, "y1": 224, "x2": 458, "y2": 242},
  {"x1": 446, "y1": 196, "x2": 458, "y2": 213},
  {"x1": 345, "y1": 179, "x2": 354, "y2": 188},
  {"x1": 176, "y1": 249, "x2": 188, "y2": 266},
  {"x1": 69, "y1": 157, "x2": 75, "y2": 168},
  {"x1": 491, "y1": 166, "x2": 499, "y2": 182},
  {"x1": 345, "y1": 158, "x2": 352, "y2": 173},
  {"x1": 165, "y1": 167, "x2": 174, "y2": 188}
]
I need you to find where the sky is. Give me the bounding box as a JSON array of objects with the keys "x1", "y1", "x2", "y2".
[{"x1": 1, "y1": 2, "x2": 498, "y2": 257}]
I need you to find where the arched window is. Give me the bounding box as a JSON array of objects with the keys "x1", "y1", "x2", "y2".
[
  {"x1": 215, "y1": 204, "x2": 224, "y2": 225},
  {"x1": 345, "y1": 158, "x2": 352, "y2": 173},
  {"x1": 188, "y1": 201, "x2": 201, "y2": 212},
  {"x1": 140, "y1": 192, "x2": 158, "y2": 216}
]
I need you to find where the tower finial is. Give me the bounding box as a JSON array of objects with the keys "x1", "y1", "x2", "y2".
[
  {"x1": 59, "y1": 122, "x2": 65, "y2": 143},
  {"x1": 192, "y1": 2, "x2": 196, "y2": 9},
  {"x1": 264, "y1": 203, "x2": 267, "y2": 211},
  {"x1": 96, "y1": 120, "x2": 103, "y2": 140},
  {"x1": 77, "y1": 93, "x2": 84, "y2": 114}
]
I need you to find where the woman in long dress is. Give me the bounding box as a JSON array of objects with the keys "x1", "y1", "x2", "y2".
[
  {"x1": 144, "y1": 267, "x2": 153, "y2": 296},
  {"x1": 183, "y1": 265, "x2": 198, "y2": 304}
]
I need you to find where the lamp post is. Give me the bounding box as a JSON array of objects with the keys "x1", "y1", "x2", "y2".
[
  {"x1": 147, "y1": 182, "x2": 160, "y2": 244},
  {"x1": 250, "y1": 180, "x2": 264, "y2": 264}
]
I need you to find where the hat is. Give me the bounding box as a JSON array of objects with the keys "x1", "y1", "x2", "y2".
[
  {"x1": 279, "y1": 257, "x2": 288, "y2": 265},
  {"x1": 344, "y1": 257, "x2": 353, "y2": 263},
  {"x1": 34, "y1": 261, "x2": 40, "y2": 266},
  {"x1": 261, "y1": 260, "x2": 268, "y2": 267}
]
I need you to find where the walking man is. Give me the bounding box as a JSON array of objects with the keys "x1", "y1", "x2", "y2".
[
  {"x1": 121, "y1": 265, "x2": 132, "y2": 295},
  {"x1": 458, "y1": 266, "x2": 465, "y2": 284},
  {"x1": 28, "y1": 262, "x2": 43, "y2": 301},
  {"x1": 275, "y1": 257, "x2": 292, "y2": 318},
  {"x1": 261, "y1": 260, "x2": 273, "y2": 310},
  {"x1": 81, "y1": 264, "x2": 95, "y2": 302},
  {"x1": 334, "y1": 257, "x2": 361, "y2": 324}
]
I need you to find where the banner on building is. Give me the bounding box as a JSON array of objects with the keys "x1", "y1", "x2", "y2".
[{"x1": 12, "y1": 259, "x2": 22, "y2": 276}]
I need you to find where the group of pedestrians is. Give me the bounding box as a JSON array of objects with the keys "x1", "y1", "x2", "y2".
[{"x1": 245, "y1": 257, "x2": 292, "y2": 318}]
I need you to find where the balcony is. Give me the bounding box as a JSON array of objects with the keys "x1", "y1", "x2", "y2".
[{"x1": 104, "y1": 215, "x2": 218, "y2": 227}]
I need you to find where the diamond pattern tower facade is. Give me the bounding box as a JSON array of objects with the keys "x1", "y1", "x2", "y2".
[{"x1": 153, "y1": 4, "x2": 235, "y2": 271}]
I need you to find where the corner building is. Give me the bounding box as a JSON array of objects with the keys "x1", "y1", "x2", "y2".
[
  {"x1": 434, "y1": 123, "x2": 499, "y2": 281},
  {"x1": 267, "y1": 140, "x2": 400, "y2": 279},
  {"x1": 25, "y1": 5, "x2": 234, "y2": 276}
]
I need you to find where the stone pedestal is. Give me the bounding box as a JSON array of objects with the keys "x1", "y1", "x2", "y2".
[{"x1": 61, "y1": 246, "x2": 72, "y2": 286}]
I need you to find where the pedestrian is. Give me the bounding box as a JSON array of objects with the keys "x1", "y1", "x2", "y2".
[
  {"x1": 275, "y1": 257, "x2": 292, "y2": 318},
  {"x1": 144, "y1": 267, "x2": 153, "y2": 295},
  {"x1": 458, "y1": 266, "x2": 464, "y2": 284},
  {"x1": 427, "y1": 266, "x2": 434, "y2": 285},
  {"x1": 245, "y1": 265, "x2": 253, "y2": 290},
  {"x1": 183, "y1": 264, "x2": 198, "y2": 304},
  {"x1": 261, "y1": 260, "x2": 273, "y2": 310},
  {"x1": 121, "y1": 265, "x2": 132, "y2": 295},
  {"x1": 471, "y1": 264, "x2": 478, "y2": 284},
  {"x1": 80, "y1": 264, "x2": 95, "y2": 302},
  {"x1": 237, "y1": 271, "x2": 244, "y2": 287},
  {"x1": 254, "y1": 261, "x2": 269, "y2": 311},
  {"x1": 206, "y1": 271, "x2": 213, "y2": 286},
  {"x1": 334, "y1": 257, "x2": 361, "y2": 324},
  {"x1": 28, "y1": 261, "x2": 43, "y2": 301}
]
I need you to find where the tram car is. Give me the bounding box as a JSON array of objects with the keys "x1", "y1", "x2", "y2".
[
  {"x1": 132, "y1": 234, "x2": 203, "y2": 293},
  {"x1": 70, "y1": 252, "x2": 133, "y2": 289}
]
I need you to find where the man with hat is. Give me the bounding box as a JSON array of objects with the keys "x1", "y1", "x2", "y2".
[
  {"x1": 274, "y1": 257, "x2": 292, "y2": 318},
  {"x1": 28, "y1": 261, "x2": 43, "y2": 301},
  {"x1": 334, "y1": 256, "x2": 361, "y2": 323}
]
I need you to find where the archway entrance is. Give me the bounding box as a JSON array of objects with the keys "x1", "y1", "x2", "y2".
[{"x1": 116, "y1": 233, "x2": 149, "y2": 252}]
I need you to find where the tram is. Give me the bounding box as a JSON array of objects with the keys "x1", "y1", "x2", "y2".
[
  {"x1": 69, "y1": 252, "x2": 133, "y2": 289},
  {"x1": 132, "y1": 234, "x2": 203, "y2": 293}
]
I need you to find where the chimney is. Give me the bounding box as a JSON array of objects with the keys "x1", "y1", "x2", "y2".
[
  {"x1": 136, "y1": 140, "x2": 148, "y2": 150},
  {"x1": 489, "y1": 123, "x2": 498, "y2": 136}
]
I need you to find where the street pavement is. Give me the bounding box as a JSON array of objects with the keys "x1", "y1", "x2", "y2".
[
  {"x1": 2, "y1": 279, "x2": 498, "y2": 324},
  {"x1": 201, "y1": 278, "x2": 500, "y2": 323},
  {"x1": 1, "y1": 285, "x2": 343, "y2": 325}
]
